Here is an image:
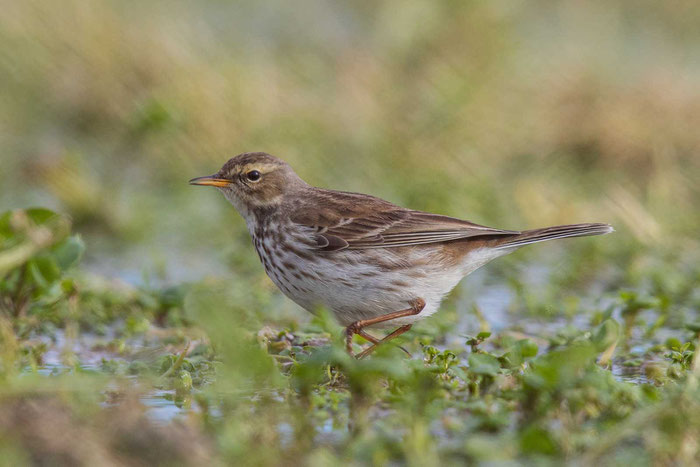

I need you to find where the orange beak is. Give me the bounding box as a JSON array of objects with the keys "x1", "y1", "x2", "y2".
[{"x1": 189, "y1": 175, "x2": 231, "y2": 187}]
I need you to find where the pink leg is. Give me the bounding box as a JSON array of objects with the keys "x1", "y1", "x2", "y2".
[{"x1": 345, "y1": 298, "x2": 425, "y2": 357}]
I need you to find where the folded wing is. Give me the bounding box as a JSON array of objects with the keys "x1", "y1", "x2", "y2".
[{"x1": 289, "y1": 190, "x2": 519, "y2": 251}]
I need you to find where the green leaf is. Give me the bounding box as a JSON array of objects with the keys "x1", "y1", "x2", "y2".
[
  {"x1": 593, "y1": 319, "x2": 621, "y2": 351},
  {"x1": 527, "y1": 344, "x2": 598, "y2": 389},
  {"x1": 24, "y1": 208, "x2": 60, "y2": 225},
  {"x1": 52, "y1": 235, "x2": 85, "y2": 270},
  {"x1": 517, "y1": 339, "x2": 539, "y2": 358},
  {"x1": 27, "y1": 256, "x2": 61, "y2": 289},
  {"x1": 0, "y1": 211, "x2": 14, "y2": 241},
  {"x1": 665, "y1": 337, "x2": 682, "y2": 350},
  {"x1": 520, "y1": 425, "x2": 559, "y2": 455},
  {"x1": 175, "y1": 370, "x2": 193, "y2": 394},
  {"x1": 468, "y1": 353, "x2": 501, "y2": 375},
  {"x1": 0, "y1": 208, "x2": 71, "y2": 275}
]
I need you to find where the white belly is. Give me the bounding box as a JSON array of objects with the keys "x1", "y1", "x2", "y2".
[{"x1": 256, "y1": 236, "x2": 509, "y2": 328}]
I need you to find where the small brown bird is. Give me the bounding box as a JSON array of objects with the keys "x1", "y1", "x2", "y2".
[{"x1": 190, "y1": 152, "x2": 612, "y2": 358}]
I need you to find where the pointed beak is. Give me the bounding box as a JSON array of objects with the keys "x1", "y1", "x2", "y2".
[{"x1": 189, "y1": 175, "x2": 231, "y2": 187}]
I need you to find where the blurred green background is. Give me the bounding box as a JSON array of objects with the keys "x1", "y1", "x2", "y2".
[
  {"x1": 2, "y1": 0, "x2": 698, "y2": 285},
  {"x1": 2, "y1": 1, "x2": 700, "y2": 465}
]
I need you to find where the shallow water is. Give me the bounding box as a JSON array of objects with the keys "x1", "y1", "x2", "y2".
[
  {"x1": 139, "y1": 389, "x2": 195, "y2": 424},
  {"x1": 28, "y1": 270, "x2": 659, "y2": 423}
]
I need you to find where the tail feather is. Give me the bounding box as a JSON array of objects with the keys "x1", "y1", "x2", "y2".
[{"x1": 493, "y1": 223, "x2": 613, "y2": 249}]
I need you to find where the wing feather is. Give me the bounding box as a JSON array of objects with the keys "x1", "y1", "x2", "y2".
[{"x1": 289, "y1": 189, "x2": 518, "y2": 251}]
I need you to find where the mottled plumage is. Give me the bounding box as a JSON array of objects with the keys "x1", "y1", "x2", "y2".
[{"x1": 191, "y1": 152, "x2": 612, "y2": 357}]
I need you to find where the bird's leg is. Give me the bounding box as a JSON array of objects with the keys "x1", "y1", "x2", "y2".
[
  {"x1": 356, "y1": 325, "x2": 413, "y2": 359},
  {"x1": 356, "y1": 330, "x2": 380, "y2": 344},
  {"x1": 345, "y1": 298, "x2": 425, "y2": 357},
  {"x1": 357, "y1": 329, "x2": 411, "y2": 357}
]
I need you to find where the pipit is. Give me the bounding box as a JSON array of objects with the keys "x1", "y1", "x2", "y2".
[{"x1": 191, "y1": 152, "x2": 612, "y2": 358}]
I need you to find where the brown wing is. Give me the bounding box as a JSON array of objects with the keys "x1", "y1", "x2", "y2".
[{"x1": 289, "y1": 189, "x2": 519, "y2": 251}]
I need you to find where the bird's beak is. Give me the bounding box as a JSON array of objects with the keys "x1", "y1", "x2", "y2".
[{"x1": 189, "y1": 175, "x2": 231, "y2": 187}]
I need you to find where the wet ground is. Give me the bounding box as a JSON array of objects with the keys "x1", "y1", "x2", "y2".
[{"x1": 28, "y1": 272, "x2": 658, "y2": 423}]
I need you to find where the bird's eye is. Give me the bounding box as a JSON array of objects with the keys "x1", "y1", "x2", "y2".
[{"x1": 246, "y1": 170, "x2": 261, "y2": 182}]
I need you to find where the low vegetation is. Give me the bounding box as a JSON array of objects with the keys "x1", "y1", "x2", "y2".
[{"x1": 1, "y1": 207, "x2": 699, "y2": 465}]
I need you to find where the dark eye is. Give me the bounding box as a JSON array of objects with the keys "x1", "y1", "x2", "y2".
[{"x1": 246, "y1": 170, "x2": 261, "y2": 182}]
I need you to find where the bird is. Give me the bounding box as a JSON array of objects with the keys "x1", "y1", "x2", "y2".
[{"x1": 190, "y1": 152, "x2": 612, "y2": 358}]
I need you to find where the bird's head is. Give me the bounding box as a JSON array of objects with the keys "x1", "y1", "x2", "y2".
[{"x1": 189, "y1": 152, "x2": 305, "y2": 215}]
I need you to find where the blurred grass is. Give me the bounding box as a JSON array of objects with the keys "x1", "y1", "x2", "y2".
[
  {"x1": 1, "y1": 0, "x2": 700, "y2": 464},
  {"x1": 2, "y1": 0, "x2": 699, "y2": 285}
]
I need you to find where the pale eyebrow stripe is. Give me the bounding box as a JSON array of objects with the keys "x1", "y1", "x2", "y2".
[{"x1": 239, "y1": 163, "x2": 279, "y2": 174}]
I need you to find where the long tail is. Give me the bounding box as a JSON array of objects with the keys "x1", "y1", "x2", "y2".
[{"x1": 493, "y1": 223, "x2": 613, "y2": 249}]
